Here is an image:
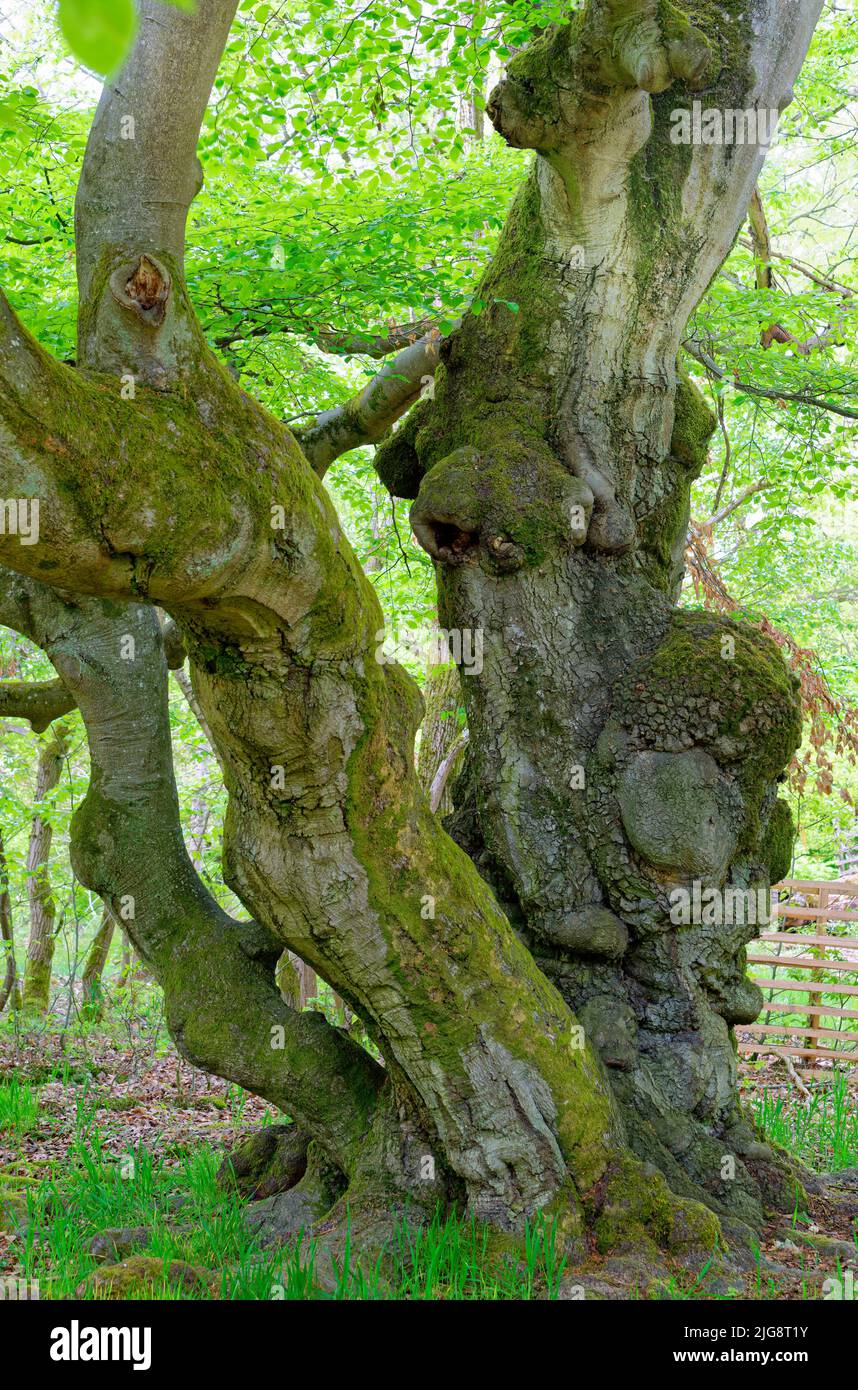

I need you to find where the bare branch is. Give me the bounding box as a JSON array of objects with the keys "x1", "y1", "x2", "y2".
[
  {"x1": 216, "y1": 314, "x2": 440, "y2": 360},
  {"x1": 698, "y1": 480, "x2": 771, "y2": 530},
  {"x1": 737, "y1": 237, "x2": 855, "y2": 299},
  {"x1": 748, "y1": 185, "x2": 773, "y2": 293}
]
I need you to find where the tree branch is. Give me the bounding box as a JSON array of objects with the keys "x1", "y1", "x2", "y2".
[
  {"x1": 698, "y1": 480, "x2": 770, "y2": 530},
  {"x1": 429, "y1": 728, "x2": 469, "y2": 815},
  {"x1": 74, "y1": 0, "x2": 239, "y2": 381},
  {"x1": 0, "y1": 679, "x2": 76, "y2": 733},
  {"x1": 0, "y1": 284, "x2": 278, "y2": 601},
  {"x1": 0, "y1": 565, "x2": 384, "y2": 1170},
  {"x1": 682, "y1": 335, "x2": 858, "y2": 420},
  {"x1": 296, "y1": 326, "x2": 447, "y2": 474},
  {"x1": 215, "y1": 313, "x2": 440, "y2": 360}
]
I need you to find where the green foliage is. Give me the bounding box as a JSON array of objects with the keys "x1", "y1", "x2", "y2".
[{"x1": 0, "y1": 1075, "x2": 39, "y2": 1133}]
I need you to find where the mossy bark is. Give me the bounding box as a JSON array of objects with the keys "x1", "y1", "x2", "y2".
[{"x1": 81, "y1": 906, "x2": 115, "y2": 1020}]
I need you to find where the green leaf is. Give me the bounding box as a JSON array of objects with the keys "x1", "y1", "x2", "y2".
[{"x1": 58, "y1": 0, "x2": 138, "y2": 75}]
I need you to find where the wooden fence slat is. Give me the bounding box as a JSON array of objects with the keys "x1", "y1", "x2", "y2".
[
  {"x1": 741, "y1": 1023, "x2": 858, "y2": 1044},
  {"x1": 761, "y1": 1000, "x2": 858, "y2": 1020},
  {"x1": 772, "y1": 904, "x2": 858, "y2": 922},
  {"x1": 744, "y1": 879, "x2": 858, "y2": 1076},
  {"x1": 747, "y1": 953, "x2": 857, "y2": 972},
  {"x1": 737, "y1": 1043, "x2": 858, "y2": 1063},
  {"x1": 750, "y1": 977, "x2": 858, "y2": 996},
  {"x1": 776, "y1": 878, "x2": 858, "y2": 893},
  {"x1": 754, "y1": 931, "x2": 858, "y2": 949}
]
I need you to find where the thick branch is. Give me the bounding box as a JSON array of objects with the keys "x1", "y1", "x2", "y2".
[
  {"x1": 0, "y1": 679, "x2": 76, "y2": 733},
  {"x1": 296, "y1": 328, "x2": 446, "y2": 475},
  {"x1": 0, "y1": 286, "x2": 279, "y2": 601},
  {"x1": 75, "y1": 0, "x2": 237, "y2": 300},
  {"x1": 74, "y1": 0, "x2": 238, "y2": 380}
]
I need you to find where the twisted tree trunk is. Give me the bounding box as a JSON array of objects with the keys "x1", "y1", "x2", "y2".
[
  {"x1": 0, "y1": 0, "x2": 824, "y2": 1276},
  {"x1": 379, "y1": 0, "x2": 819, "y2": 1243}
]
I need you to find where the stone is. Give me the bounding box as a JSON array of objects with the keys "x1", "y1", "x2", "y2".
[
  {"x1": 0, "y1": 1188, "x2": 29, "y2": 1235},
  {"x1": 75, "y1": 1255, "x2": 216, "y2": 1299},
  {"x1": 89, "y1": 1226, "x2": 152, "y2": 1262}
]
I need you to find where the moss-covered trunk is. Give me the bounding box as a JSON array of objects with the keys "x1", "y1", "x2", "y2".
[
  {"x1": 376, "y1": 1, "x2": 818, "y2": 1244},
  {"x1": 81, "y1": 906, "x2": 115, "y2": 1019}
]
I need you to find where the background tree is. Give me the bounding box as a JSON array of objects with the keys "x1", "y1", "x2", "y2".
[{"x1": 21, "y1": 721, "x2": 68, "y2": 1014}]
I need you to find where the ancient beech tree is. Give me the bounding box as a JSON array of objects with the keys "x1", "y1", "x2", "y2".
[{"x1": 0, "y1": 0, "x2": 825, "y2": 1275}]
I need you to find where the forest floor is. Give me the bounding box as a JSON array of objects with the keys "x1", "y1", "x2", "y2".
[{"x1": 1, "y1": 1018, "x2": 856, "y2": 1301}]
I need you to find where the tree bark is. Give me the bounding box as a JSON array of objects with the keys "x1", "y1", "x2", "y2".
[
  {"x1": 417, "y1": 657, "x2": 465, "y2": 817},
  {"x1": 22, "y1": 722, "x2": 69, "y2": 1014}
]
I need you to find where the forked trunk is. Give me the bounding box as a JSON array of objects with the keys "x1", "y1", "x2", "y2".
[{"x1": 0, "y1": 0, "x2": 824, "y2": 1271}]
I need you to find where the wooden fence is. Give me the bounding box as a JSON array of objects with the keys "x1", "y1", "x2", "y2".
[{"x1": 738, "y1": 877, "x2": 858, "y2": 1079}]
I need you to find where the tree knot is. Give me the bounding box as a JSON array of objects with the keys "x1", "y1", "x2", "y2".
[{"x1": 109, "y1": 255, "x2": 172, "y2": 327}]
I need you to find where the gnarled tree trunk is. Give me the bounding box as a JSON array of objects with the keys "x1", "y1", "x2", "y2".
[{"x1": 0, "y1": 0, "x2": 824, "y2": 1278}]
